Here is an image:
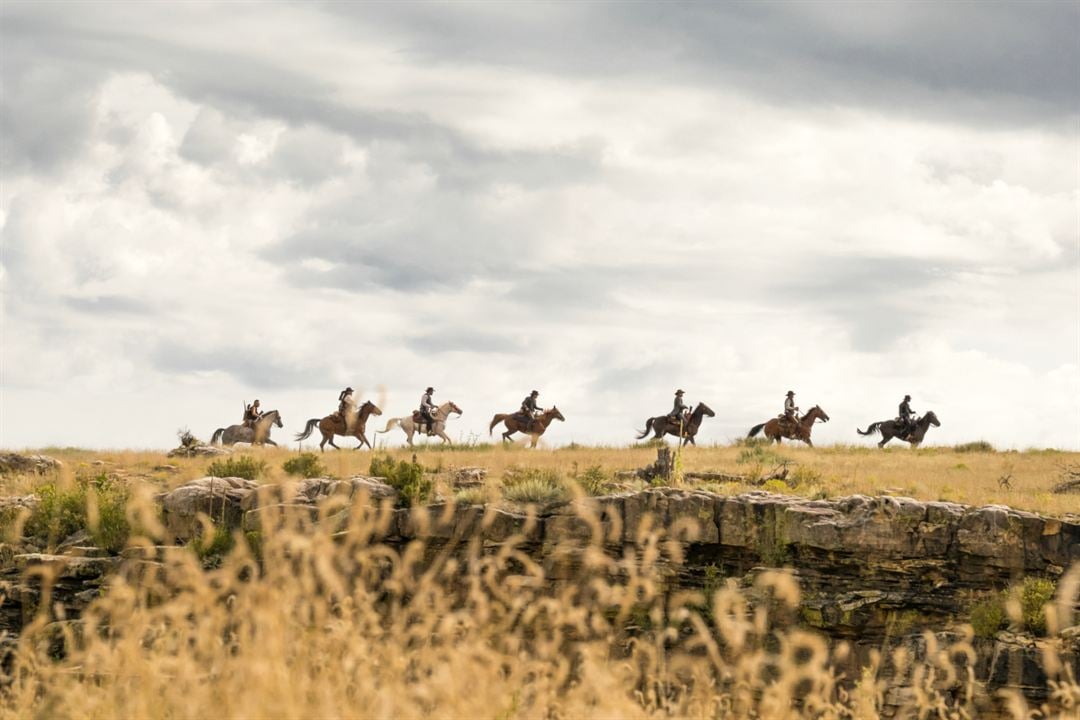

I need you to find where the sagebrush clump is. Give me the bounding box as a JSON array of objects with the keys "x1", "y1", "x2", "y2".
[
  {"x1": 282, "y1": 452, "x2": 325, "y2": 479},
  {"x1": 206, "y1": 456, "x2": 267, "y2": 480},
  {"x1": 369, "y1": 454, "x2": 432, "y2": 505}
]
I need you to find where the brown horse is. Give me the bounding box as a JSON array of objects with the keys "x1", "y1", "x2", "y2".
[
  {"x1": 636, "y1": 403, "x2": 715, "y2": 447},
  {"x1": 858, "y1": 411, "x2": 940, "y2": 448},
  {"x1": 747, "y1": 405, "x2": 830, "y2": 447},
  {"x1": 295, "y1": 400, "x2": 382, "y2": 451},
  {"x1": 489, "y1": 407, "x2": 565, "y2": 448}
]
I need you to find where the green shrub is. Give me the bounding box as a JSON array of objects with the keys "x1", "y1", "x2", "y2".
[
  {"x1": 282, "y1": 453, "x2": 325, "y2": 479},
  {"x1": 1019, "y1": 577, "x2": 1056, "y2": 635},
  {"x1": 570, "y1": 464, "x2": 610, "y2": 496},
  {"x1": 23, "y1": 473, "x2": 132, "y2": 552},
  {"x1": 195, "y1": 525, "x2": 236, "y2": 560},
  {"x1": 970, "y1": 595, "x2": 1007, "y2": 638},
  {"x1": 454, "y1": 487, "x2": 490, "y2": 505},
  {"x1": 503, "y1": 477, "x2": 569, "y2": 505},
  {"x1": 502, "y1": 466, "x2": 569, "y2": 505},
  {"x1": 370, "y1": 455, "x2": 433, "y2": 506},
  {"x1": 206, "y1": 456, "x2": 267, "y2": 480},
  {"x1": 953, "y1": 441, "x2": 995, "y2": 453}
]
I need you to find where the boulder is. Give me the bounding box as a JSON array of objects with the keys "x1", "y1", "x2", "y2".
[
  {"x1": 0, "y1": 453, "x2": 61, "y2": 475},
  {"x1": 166, "y1": 445, "x2": 232, "y2": 458},
  {"x1": 159, "y1": 476, "x2": 259, "y2": 541}
]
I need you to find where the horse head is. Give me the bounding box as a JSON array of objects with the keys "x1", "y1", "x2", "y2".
[
  {"x1": 694, "y1": 403, "x2": 715, "y2": 418},
  {"x1": 548, "y1": 406, "x2": 566, "y2": 422},
  {"x1": 361, "y1": 400, "x2": 383, "y2": 417},
  {"x1": 923, "y1": 411, "x2": 940, "y2": 427},
  {"x1": 806, "y1": 405, "x2": 830, "y2": 423},
  {"x1": 443, "y1": 401, "x2": 463, "y2": 416},
  {"x1": 271, "y1": 410, "x2": 283, "y2": 428}
]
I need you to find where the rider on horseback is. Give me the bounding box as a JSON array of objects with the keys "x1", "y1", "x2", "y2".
[
  {"x1": 336, "y1": 387, "x2": 354, "y2": 430},
  {"x1": 419, "y1": 387, "x2": 437, "y2": 436},
  {"x1": 898, "y1": 394, "x2": 916, "y2": 436},
  {"x1": 520, "y1": 390, "x2": 542, "y2": 432},
  {"x1": 243, "y1": 399, "x2": 262, "y2": 429},
  {"x1": 668, "y1": 390, "x2": 690, "y2": 426},
  {"x1": 782, "y1": 391, "x2": 799, "y2": 430}
]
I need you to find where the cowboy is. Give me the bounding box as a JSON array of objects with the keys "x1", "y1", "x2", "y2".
[
  {"x1": 782, "y1": 391, "x2": 798, "y2": 427},
  {"x1": 419, "y1": 387, "x2": 437, "y2": 435},
  {"x1": 898, "y1": 394, "x2": 916, "y2": 434},
  {"x1": 668, "y1": 390, "x2": 690, "y2": 425},
  {"x1": 337, "y1": 387, "x2": 355, "y2": 429},
  {"x1": 243, "y1": 399, "x2": 262, "y2": 428},
  {"x1": 520, "y1": 390, "x2": 542, "y2": 431}
]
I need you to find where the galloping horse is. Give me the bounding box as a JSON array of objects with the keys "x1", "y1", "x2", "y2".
[
  {"x1": 211, "y1": 409, "x2": 283, "y2": 446},
  {"x1": 489, "y1": 407, "x2": 565, "y2": 448},
  {"x1": 747, "y1": 405, "x2": 830, "y2": 447},
  {"x1": 858, "y1": 411, "x2": 940, "y2": 448},
  {"x1": 295, "y1": 400, "x2": 382, "y2": 451},
  {"x1": 636, "y1": 403, "x2": 716, "y2": 447},
  {"x1": 375, "y1": 401, "x2": 463, "y2": 446}
]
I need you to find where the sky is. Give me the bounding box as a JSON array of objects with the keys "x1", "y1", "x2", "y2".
[{"x1": 1, "y1": 1, "x2": 1078, "y2": 450}]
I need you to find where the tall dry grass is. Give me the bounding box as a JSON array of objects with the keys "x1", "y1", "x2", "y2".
[{"x1": 3, "y1": 491, "x2": 1079, "y2": 719}]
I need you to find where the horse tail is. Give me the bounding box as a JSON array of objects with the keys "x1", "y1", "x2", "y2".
[
  {"x1": 294, "y1": 418, "x2": 320, "y2": 442},
  {"x1": 489, "y1": 414, "x2": 508, "y2": 435},
  {"x1": 635, "y1": 417, "x2": 655, "y2": 440},
  {"x1": 747, "y1": 423, "x2": 766, "y2": 438},
  {"x1": 375, "y1": 418, "x2": 401, "y2": 434},
  {"x1": 857, "y1": 422, "x2": 882, "y2": 437},
  {"x1": 211, "y1": 428, "x2": 225, "y2": 445}
]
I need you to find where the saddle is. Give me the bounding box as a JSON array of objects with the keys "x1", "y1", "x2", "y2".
[
  {"x1": 514, "y1": 412, "x2": 535, "y2": 431},
  {"x1": 413, "y1": 411, "x2": 435, "y2": 435}
]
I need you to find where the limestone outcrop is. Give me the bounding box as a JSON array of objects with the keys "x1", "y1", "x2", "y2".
[{"x1": 0, "y1": 454, "x2": 61, "y2": 475}]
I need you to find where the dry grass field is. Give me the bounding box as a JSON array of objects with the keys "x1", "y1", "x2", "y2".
[
  {"x1": 2, "y1": 442, "x2": 1080, "y2": 718},
  {"x1": 6, "y1": 441, "x2": 1079, "y2": 518}
]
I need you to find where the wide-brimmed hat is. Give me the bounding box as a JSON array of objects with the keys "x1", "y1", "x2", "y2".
[
  {"x1": 426, "y1": 387, "x2": 434, "y2": 393},
  {"x1": 786, "y1": 391, "x2": 795, "y2": 396},
  {"x1": 904, "y1": 394, "x2": 911, "y2": 401},
  {"x1": 530, "y1": 390, "x2": 539, "y2": 396},
  {"x1": 345, "y1": 387, "x2": 353, "y2": 393}
]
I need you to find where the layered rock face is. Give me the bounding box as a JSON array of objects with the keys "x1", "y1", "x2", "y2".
[{"x1": 2, "y1": 481, "x2": 1077, "y2": 715}]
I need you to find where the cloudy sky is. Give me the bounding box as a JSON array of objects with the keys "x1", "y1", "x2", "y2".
[{"x1": 1, "y1": 1, "x2": 1077, "y2": 450}]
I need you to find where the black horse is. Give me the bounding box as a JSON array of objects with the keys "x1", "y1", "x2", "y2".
[
  {"x1": 636, "y1": 403, "x2": 715, "y2": 446},
  {"x1": 858, "y1": 411, "x2": 940, "y2": 448}
]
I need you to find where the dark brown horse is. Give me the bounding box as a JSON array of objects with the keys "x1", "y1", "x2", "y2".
[
  {"x1": 295, "y1": 400, "x2": 382, "y2": 451},
  {"x1": 747, "y1": 405, "x2": 830, "y2": 447},
  {"x1": 858, "y1": 411, "x2": 940, "y2": 448},
  {"x1": 489, "y1": 407, "x2": 565, "y2": 448},
  {"x1": 636, "y1": 403, "x2": 715, "y2": 446}
]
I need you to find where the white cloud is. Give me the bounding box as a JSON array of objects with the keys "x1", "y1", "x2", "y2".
[{"x1": 0, "y1": 3, "x2": 1076, "y2": 450}]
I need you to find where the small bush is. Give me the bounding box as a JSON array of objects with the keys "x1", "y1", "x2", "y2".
[
  {"x1": 282, "y1": 453, "x2": 325, "y2": 479},
  {"x1": 23, "y1": 474, "x2": 132, "y2": 552},
  {"x1": 736, "y1": 445, "x2": 788, "y2": 467},
  {"x1": 454, "y1": 487, "x2": 490, "y2": 506},
  {"x1": 954, "y1": 441, "x2": 994, "y2": 453},
  {"x1": 195, "y1": 525, "x2": 236, "y2": 561},
  {"x1": 370, "y1": 455, "x2": 433, "y2": 506},
  {"x1": 970, "y1": 595, "x2": 1007, "y2": 639},
  {"x1": 570, "y1": 464, "x2": 610, "y2": 496},
  {"x1": 503, "y1": 477, "x2": 569, "y2": 505},
  {"x1": 206, "y1": 456, "x2": 267, "y2": 481},
  {"x1": 502, "y1": 466, "x2": 569, "y2": 505},
  {"x1": 1019, "y1": 577, "x2": 1056, "y2": 635}
]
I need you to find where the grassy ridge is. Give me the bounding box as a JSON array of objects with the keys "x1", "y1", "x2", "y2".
[{"x1": 2, "y1": 441, "x2": 1079, "y2": 518}]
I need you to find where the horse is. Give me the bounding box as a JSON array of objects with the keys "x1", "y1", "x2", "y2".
[
  {"x1": 211, "y1": 409, "x2": 284, "y2": 446},
  {"x1": 375, "y1": 401, "x2": 463, "y2": 446},
  {"x1": 747, "y1": 405, "x2": 830, "y2": 447},
  {"x1": 858, "y1": 411, "x2": 940, "y2": 448},
  {"x1": 294, "y1": 400, "x2": 382, "y2": 451},
  {"x1": 489, "y1": 407, "x2": 565, "y2": 448},
  {"x1": 636, "y1": 403, "x2": 716, "y2": 447}
]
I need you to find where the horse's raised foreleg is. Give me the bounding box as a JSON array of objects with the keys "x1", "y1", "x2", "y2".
[{"x1": 502, "y1": 430, "x2": 515, "y2": 442}]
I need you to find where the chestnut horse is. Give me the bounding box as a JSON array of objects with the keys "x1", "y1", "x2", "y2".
[
  {"x1": 858, "y1": 411, "x2": 940, "y2": 448},
  {"x1": 211, "y1": 409, "x2": 283, "y2": 446},
  {"x1": 747, "y1": 405, "x2": 830, "y2": 447},
  {"x1": 295, "y1": 400, "x2": 382, "y2": 451},
  {"x1": 489, "y1": 407, "x2": 565, "y2": 448},
  {"x1": 636, "y1": 403, "x2": 715, "y2": 446}
]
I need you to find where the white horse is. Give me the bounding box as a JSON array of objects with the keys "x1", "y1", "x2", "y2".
[{"x1": 376, "y1": 401, "x2": 463, "y2": 446}]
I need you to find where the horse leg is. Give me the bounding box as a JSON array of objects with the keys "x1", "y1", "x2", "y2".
[
  {"x1": 502, "y1": 429, "x2": 514, "y2": 442},
  {"x1": 264, "y1": 439, "x2": 277, "y2": 447},
  {"x1": 529, "y1": 434, "x2": 539, "y2": 448},
  {"x1": 327, "y1": 433, "x2": 341, "y2": 450}
]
